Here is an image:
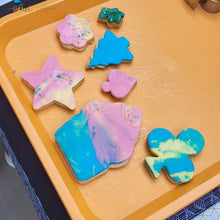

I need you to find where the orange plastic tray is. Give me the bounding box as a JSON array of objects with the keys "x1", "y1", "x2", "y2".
[{"x1": 0, "y1": 0, "x2": 220, "y2": 219}]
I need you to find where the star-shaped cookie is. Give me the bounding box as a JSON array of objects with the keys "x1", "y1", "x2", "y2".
[{"x1": 21, "y1": 55, "x2": 84, "y2": 110}]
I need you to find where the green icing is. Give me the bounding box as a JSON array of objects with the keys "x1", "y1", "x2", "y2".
[{"x1": 99, "y1": 7, "x2": 125, "y2": 24}]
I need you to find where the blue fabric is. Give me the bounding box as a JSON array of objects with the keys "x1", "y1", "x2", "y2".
[
  {"x1": 0, "y1": 127, "x2": 49, "y2": 220},
  {"x1": 167, "y1": 186, "x2": 220, "y2": 219}
]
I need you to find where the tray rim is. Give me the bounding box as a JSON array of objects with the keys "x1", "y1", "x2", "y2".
[{"x1": 0, "y1": 1, "x2": 219, "y2": 219}]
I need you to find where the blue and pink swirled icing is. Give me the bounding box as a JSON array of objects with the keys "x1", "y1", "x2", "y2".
[{"x1": 55, "y1": 100, "x2": 142, "y2": 183}]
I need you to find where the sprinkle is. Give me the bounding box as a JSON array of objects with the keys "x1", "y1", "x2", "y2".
[
  {"x1": 35, "y1": 87, "x2": 41, "y2": 94},
  {"x1": 13, "y1": 70, "x2": 16, "y2": 73}
]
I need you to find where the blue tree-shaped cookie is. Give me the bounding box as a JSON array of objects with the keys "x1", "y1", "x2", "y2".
[
  {"x1": 88, "y1": 30, "x2": 133, "y2": 69},
  {"x1": 145, "y1": 128, "x2": 205, "y2": 184}
]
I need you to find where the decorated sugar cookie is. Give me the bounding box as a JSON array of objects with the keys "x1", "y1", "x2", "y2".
[
  {"x1": 21, "y1": 55, "x2": 84, "y2": 110},
  {"x1": 55, "y1": 100, "x2": 142, "y2": 183},
  {"x1": 98, "y1": 7, "x2": 125, "y2": 28},
  {"x1": 87, "y1": 30, "x2": 133, "y2": 69},
  {"x1": 56, "y1": 14, "x2": 94, "y2": 51},
  {"x1": 145, "y1": 128, "x2": 205, "y2": 184},
  {"x1": 102, "y1": 69, "x2": 137, "y2": 99}
]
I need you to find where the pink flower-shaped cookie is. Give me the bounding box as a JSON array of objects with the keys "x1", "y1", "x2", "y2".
[
  {"x1": 56, "y1": 14, "x2": 94, "y2": 51},
  {"x1": 102, "y1": 69, "x2": 137, "y2": 99}
]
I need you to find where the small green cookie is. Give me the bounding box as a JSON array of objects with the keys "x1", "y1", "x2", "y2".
[{"x1": 98, "y1": 7, "x2": 125, "y2": 28}]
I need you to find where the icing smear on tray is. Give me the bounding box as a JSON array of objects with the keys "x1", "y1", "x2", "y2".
[{"x1": 55, "y1": 100, "x2": 142, "y2": 183}]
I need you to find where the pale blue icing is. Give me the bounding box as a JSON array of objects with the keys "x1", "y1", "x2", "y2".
[
  {"x1": 88, "y1": 30, "x2": 133, "y2": 68},
  {"x1": 55, "y1": 110, "x2": 107, "y2": 182},
  {"x1": 145, "y1": 128, "x2": 204, "y2": 184}
]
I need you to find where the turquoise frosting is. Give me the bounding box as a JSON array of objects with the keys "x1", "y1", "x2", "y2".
[
  {"x1": 55, "y1": 110, "x2": 107, "y2": 182},
  {"x1": 145, "y1": 128, "x2": 205, "y2": 184},
  {"x1": 88, "y1": 30, "x2": 133, "y2": 68}
]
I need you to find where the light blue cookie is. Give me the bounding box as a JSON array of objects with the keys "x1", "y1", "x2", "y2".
[
  {"x1": 88, "y1": 30, "x2": 133, "y2": 69},
  {"x1": 145, "y1": 128, "x2": 205, "y2": 184}
]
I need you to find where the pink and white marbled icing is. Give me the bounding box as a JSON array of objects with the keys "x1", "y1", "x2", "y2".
[
  {"x1": 56, "y1": 14, "x2": 94, "y2": 50},
  {"x1": 83, "y1": 101, "x2": 142, "y2": 165},
  {"x1": 21, "y1": 55, "x2": 84, "y2": 110}
]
